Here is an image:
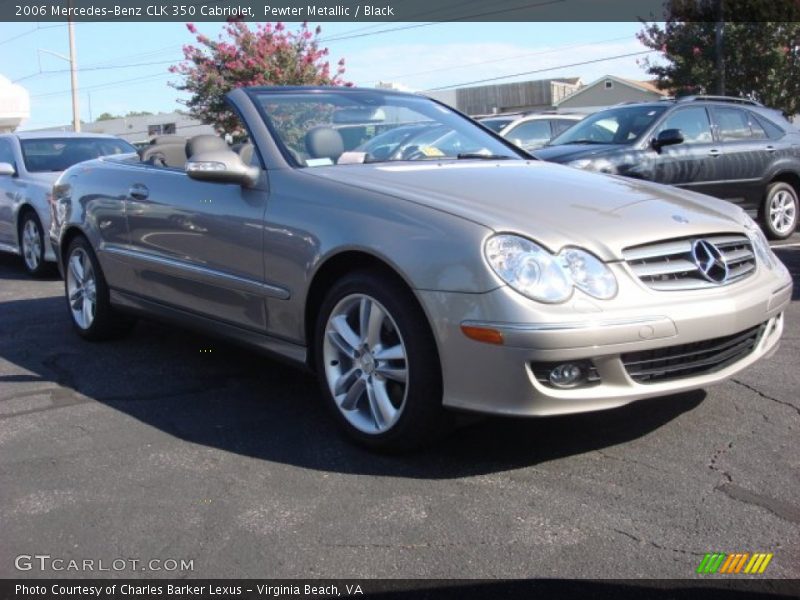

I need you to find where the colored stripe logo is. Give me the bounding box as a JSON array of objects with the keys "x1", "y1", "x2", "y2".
[{"x1": 697, "y1": 552, "x2": 773, "y2": 574}]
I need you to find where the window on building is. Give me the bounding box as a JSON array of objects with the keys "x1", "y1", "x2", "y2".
[{"x1": 604, "y1": 80, "x2": 614, "y2": 89}]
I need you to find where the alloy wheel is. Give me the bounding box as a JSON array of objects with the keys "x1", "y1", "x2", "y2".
[
  {"x1": 769, "y1": 189, "x2": 798, "y2": 235},
  {"x1": 66, "y1": 247, "x2": 97, "y2": 330},
  {"x1": 22, "y1": 218, "x2": 42, "y2": 272},
  {"x1": 322, "y1": 294, "x2": 409, "y2": 434}
]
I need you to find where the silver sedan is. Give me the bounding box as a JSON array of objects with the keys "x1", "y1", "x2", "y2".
[
  {"x1": 0, "y1": 132, "x2": 135, "y2": 276},
  {"x1": 50, "y1": 87, "x2": 792, "y2": 451}
]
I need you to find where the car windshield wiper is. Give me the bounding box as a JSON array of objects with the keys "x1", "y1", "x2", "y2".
[
  {"x1": 456, "y1": 153, "x2": 515, "y2": 160},
  {"x1": 559, "y1": 140, "x2": 613, "y2": 145}
]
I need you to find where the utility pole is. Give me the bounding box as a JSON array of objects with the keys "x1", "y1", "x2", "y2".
[
  {"x1": 68, "y1": 14, "x2": 80, "y2": 131},
  {"x1": 715, "y1": 0, "x2": 725, "y2": 95}
]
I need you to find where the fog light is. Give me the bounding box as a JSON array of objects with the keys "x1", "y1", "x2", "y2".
[{"x1": 549, "y1": 363, "x2": 585, "y2": 388}]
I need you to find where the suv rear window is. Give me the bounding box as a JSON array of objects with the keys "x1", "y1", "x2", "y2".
[
  {"x1": 751, "y1": 113, "x2": 785, "y2": 140},
  {"x1": 714, "y1": 107, "x2": 755, "y2": 141}
]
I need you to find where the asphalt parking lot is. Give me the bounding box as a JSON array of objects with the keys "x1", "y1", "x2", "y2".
[{"x1": 0, "y1": 237, "x2": 798, "y2": 580}]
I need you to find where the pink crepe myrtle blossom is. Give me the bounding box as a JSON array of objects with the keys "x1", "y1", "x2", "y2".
[{"x1": 170, "y1": 21, "x2": 350, "y2": 134}]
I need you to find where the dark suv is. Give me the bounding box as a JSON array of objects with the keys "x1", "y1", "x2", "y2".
[{"x1": 535, "y1": 96, "x2": 800, "y2": 239}]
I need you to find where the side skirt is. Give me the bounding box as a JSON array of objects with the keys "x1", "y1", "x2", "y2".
[{"x1": 110, "y1": 289, "x2": 309, "y2": 369}]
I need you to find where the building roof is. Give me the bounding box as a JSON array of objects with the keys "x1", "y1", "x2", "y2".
[{"x1": 555, "y1": 74, "x2": 669, "y2": 107}]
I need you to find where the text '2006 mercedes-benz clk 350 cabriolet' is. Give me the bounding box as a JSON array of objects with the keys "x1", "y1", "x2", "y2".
[{"x1": 50, "y1": 87, "x2": 793, "y2": 450}]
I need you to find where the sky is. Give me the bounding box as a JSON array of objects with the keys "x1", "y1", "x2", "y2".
[{"x1": 0, "y1": 20, "x2": 658, "y2": 130}]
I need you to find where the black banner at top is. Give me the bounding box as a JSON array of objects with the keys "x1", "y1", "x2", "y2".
[{"x1": 4, "y1": 0, "x2": 800, "y2": 23}]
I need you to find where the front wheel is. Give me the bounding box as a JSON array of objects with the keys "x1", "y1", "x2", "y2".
[
  {"x1": 762, "y1": 182, "x2": 798, "y2": 240},
  {"x1": 314, "y1": 270, "x2": 448, "y2": 451},
  {"x1": 64, "y1": 236, "x2": 135, "y2": 341}
]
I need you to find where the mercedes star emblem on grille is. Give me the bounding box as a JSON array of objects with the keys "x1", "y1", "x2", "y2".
[{"x1": 691, "y1": 239, "x2": 729, "y2": 283}]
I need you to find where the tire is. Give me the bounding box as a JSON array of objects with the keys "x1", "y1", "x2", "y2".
[
  {"x1": 64, "y1": 236, "x2": 136, "y2": 341},
  {"x1": 19, "y1": 210, "x2": 49, "y2": 277},
  {"x1": 314, "y1": 270, "x2": 449, "y2": 452},
  {"x1": 762, "y1": 181, "x2": 799, "y2": 240}
]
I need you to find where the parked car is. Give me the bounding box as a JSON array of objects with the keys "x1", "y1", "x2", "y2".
[
  {"x1": 50, "y1": 87, "x2": 791, "y2": 450},
  {"x1": 0, "y1": 132, "x2": 136, "y2": 276},
  {"x1": 535, "y1": 96, "x2": 800, "y2": 239},
  {"x1": 481, "y1": 113, "x2": 584, "y2": 152}
]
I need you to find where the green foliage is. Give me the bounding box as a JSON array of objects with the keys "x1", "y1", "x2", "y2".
[{"x1": 639, "y1": 1, "x2": 800, "y2": 115}]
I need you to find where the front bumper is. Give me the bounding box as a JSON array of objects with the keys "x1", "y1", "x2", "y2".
[{"x1": 417, "y1": 263, "x2": 792, "y2": 417}]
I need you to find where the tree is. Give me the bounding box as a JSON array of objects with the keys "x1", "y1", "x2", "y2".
[
  {"x1": 95, "y1": 110, "x2": 154, "y2": 121},
  {"x1": 170, "y1": 21, "x2": 350, "y2": 134},
  {"x1": 638, "y1": 1, "x2": 800, "y2": 115}
]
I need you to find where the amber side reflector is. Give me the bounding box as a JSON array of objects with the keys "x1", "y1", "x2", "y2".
[{"x1": 460, "y1": 325, "x2": 504, "y2": 345}]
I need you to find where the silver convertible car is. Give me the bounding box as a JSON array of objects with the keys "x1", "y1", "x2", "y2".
[{"x1": 50, "y1": 87, "x2": 793, "y2": 450}]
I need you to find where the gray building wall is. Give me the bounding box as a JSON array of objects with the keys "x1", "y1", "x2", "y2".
[
  {"x1": 27, "y1": 112, "x2": 215, "y2": 142},
  {"x1": 426, "y1": 78, "x2": 582, "y2": 115}
]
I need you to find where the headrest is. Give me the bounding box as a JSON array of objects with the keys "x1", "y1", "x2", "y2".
[
  {"x1": 150, "y1": 135, "x2": 186, "y2": 146},
  {"x1": 140, "y1": 143, "x2": 187, "y2": 169},
  {"x1": 304, "y1": 127, "x2": 344, "y2": 161},
  {"x1": 186, "y1": 135, "x2": 228, "y2": 159}
]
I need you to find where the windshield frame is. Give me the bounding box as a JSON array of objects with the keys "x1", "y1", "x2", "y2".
[
  {"x1": 243, "y1": 87, "x2": 530, "y2": 169},
  {"x1": 547, "y1": 104, "x2": 670, "y2": 147},
  {"x1": 20, "y1": 136, "x2": 137, "y2": 173}
]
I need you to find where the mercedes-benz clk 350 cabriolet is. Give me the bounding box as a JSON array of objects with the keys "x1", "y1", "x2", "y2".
[{"x1": 50, "y1": 87, "x2": 792, "y2": 450}]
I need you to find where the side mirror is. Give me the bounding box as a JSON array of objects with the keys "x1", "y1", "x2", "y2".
[
  {"x1": 652, "y1": 128, "x2": 684, "y2": 151},
  {"x1": 186, "y1": 150, "x2": 260, "y2": 187},
  {"x1": 0, "y1": 162, "x2": 15, "y2": 176}
]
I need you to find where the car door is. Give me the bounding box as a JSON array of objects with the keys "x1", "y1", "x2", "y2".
[
  {"x1": 120, "y1": 152, "x2": 273, "y2": 331},
  {"x1": 650, "y1": 106, "x2": 723, "y2": 195},
  {"x1": 503, "y1": 119, "x2": 553, "y2": 152},
  {"x1": 0, "y1": 137, "x2": 18, "y2": 247},
  {"x1": 709, "y1": 106, "x2": 773, "y2": 209}
]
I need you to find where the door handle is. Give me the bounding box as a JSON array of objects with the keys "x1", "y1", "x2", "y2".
[
  {"x1": 128, "y1": 184, "x2": 149, "y2": 200},
  {"x1": 766, "y1": 145, "x2": 777, "y2": 153},
  {"x1": 708, "y1": 149, "x2": 721, "y2": 157}
]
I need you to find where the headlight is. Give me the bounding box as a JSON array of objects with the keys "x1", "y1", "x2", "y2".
[
  {"x1": 741, "y1": 214, "x2": 776, "y2": 269},
  {"x1": 484, "y1": 234, "x2": 618, "y2": 303},
  {"x1": 566, "y1": 158, "x2": 617, "y2": 174}
]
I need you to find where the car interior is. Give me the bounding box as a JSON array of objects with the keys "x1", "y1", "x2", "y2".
[{"x1": 139, "y1": 134, "x2": 255, "y2": 169}]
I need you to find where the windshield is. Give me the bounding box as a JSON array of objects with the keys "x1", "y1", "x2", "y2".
[
  {"x1": 548, "y1": 105, "x2": 668, "y2": 146},
  {"x1": 250, "y1": 90, "x2": 522, "y2": 166},
  {"x1": 21, "y1": 137, "x2": 136, "y2": 173}
]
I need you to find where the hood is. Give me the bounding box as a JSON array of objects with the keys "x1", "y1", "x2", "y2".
[
  {"x1": 302, "y1": 160, "x2": 746, "y2": 261},
  {"x1": 22, "y1": 171, "x2": 62, "y2": 185},
  {"x1": 534, "y1": 143, "x2": 628, "y2": 163}
]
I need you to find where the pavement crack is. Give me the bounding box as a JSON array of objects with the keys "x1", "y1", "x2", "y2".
[
  {"x1": 715, "y1": 482, "x2": 800, "y2": 524},
  {"x1": 731, "y1": 378, "x2": 800, "y2": 416},
  {"x1": 610, "y1": 528, "x2": 704, "y2": 557},
  {"x1": 708, "y1": 441, "x2": 734, "y2": 484}
]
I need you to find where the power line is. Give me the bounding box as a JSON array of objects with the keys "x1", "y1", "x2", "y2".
[
  {"x1": 359, "y1": 35, "x2": 634, "y2": 85},
  {"x1": 32, "y1": 72, "x2": 172, "y2": 99},
  {"x1": 14, "y1": 58, "x2": 179, "y2": 83},
  {"x1": 0, "y1": 23, "x2": 66, "y2": 46},
  {"x1": 319, "y1": 0, "x2": 566, "y2": 43},
  {"x1": 426, "y1": 49, "x2": 655, "y2": 91}
]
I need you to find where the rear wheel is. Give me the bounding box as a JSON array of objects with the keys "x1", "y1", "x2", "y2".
[
  {"x1": 64, "y1": 236, "x2": 135, "y2": 341},
  {"x1": 19, "y1": 211, "x2": 48, "y2": 277},
  {"x1": 314, "y1": 270, "x2": 448, "y2": 451},
  {"x1": 762, "y1": 181, "x2": 798, "y2": 240}
]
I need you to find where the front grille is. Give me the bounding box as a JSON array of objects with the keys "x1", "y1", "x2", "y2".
[
  {"x1": 622, "y1": 322, "x2": 766, "y2": 384},
  {"x1": 623, "y1": 234, "x2": 756, "y2": 291}
]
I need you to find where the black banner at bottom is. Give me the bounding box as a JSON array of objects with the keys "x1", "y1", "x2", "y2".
[{"x1": 2, "y1": 579, "x2": 799, "y2": 600}]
